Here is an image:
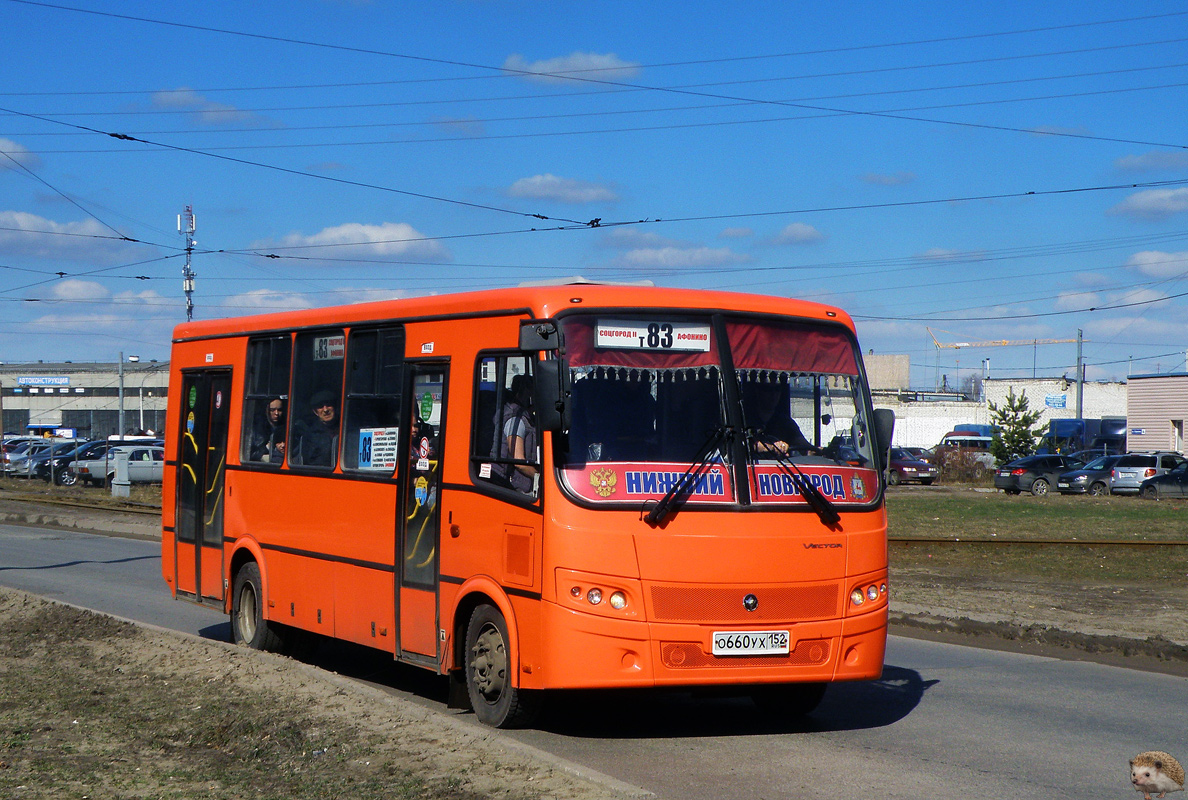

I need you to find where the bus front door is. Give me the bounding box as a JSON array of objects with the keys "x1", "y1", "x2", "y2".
[
  {"x1": 398, "y1": 364, "x2": 445, "y2": 663},
  {"x1": 174, "y1": 370, "x2": 231, "y2": 604}
]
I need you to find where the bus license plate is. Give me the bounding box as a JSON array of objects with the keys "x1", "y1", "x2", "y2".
[{"x1": 712, "y1": 630, "x2": 790, "y2": 656}]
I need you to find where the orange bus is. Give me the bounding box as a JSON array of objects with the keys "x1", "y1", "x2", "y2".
[{"x1": 162, "y1": 283, "x2": 894, "y2": 727}]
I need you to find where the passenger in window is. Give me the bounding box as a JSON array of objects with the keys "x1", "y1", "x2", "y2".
[
  {"x1": 249, "y1": 397, "x2": 287, "y2": 462},
  {"x1": 493, "y1": 375, "x2": 538, "y2": 494},
  {"x1": 292, "y1": 390, "x2": 339, "y2": 467},
  {"x1": 746, "y1": 381, "x2": 818, "y2": 457}
]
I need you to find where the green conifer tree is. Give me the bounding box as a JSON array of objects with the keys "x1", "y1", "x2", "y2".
[{"x1": 988, "y1": 386, "x2": 1044, "y2": 463}]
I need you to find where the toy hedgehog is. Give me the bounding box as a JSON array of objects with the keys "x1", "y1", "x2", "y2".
[{"x1": 1131, "y1": 751, "x2": 1185, "y2": 800}]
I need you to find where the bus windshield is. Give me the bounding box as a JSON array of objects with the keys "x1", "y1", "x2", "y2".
[{"x1": 557, "y1": 313, "x2": 879, "y2": 508}]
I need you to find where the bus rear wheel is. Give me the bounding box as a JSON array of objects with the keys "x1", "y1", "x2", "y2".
[
  {"x1": 231, "y1": 562, "x2": 287, "y2": 653},
  {"x1": 464, "y1": 604, "x2": 540, "y2": 728}
]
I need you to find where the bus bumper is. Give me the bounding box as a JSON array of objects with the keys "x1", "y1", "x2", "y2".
[{"x1": 535, "y1": 601, "x2": 887, "y2": 690}]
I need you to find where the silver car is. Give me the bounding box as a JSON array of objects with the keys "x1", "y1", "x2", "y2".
[
  {"x1": 73, "y1": 445, "x2": 165, "y2": 487},
  {"x1": 1110, "y1": 451, "x2": 1186, "y2": 494}
]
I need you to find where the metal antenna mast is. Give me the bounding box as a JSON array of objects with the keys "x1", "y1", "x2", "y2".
[{"x1": 178, "y1": 205, "x2": 196, "y2": 321}]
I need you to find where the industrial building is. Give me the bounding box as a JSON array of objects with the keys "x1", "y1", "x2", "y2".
[{"x1": 0, "y1": 360, "x2": 168, "y2": 439}]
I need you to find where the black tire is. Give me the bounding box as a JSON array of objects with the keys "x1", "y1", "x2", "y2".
[
  {"x1": 1141, "y1": 484, "x2": 1159, "y2": 500},
  {"x1": 887, "y1": 470, "x2": 901, "y2": 486},
  {"x1": 750, "y1": 682, "x2": 827, "y2": 718},
  {"x1": 54, "y1": 468, "x2": 77, "y2": 487},
  {"x1": 1030, "y1": 478, "x2": 1050, "y2": 497},
  {"x1": 464, "y1": 604, "x2": 541, "y2": 728},
  {"x1": 919, "y1": 478, "x2": 934, "y2": 486},
  {"x1": 231, "y1": 562, "x2": 287, "y2": 652},
  {"x1": 1088, "y1": 481, "x2": 1108, "y2": 497}
]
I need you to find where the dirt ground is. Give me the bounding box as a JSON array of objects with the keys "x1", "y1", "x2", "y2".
[
  {"x1": 889, "y1": 567, "x2": 1188, "y2": 676},
  {"x1": 0, "y1": 587, "x2": 643, "y2": 800}
]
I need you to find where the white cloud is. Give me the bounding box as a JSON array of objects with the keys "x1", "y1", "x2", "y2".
[
  {"x1": 1054, "y1": 290, "x2": 1096, "y2": 311},
  {"x1": 51, "y1": 279, "x2": 110, "y2": 301},
  {"x1": 0, "y1": 138, "x2": 40, "y2": 171},
  {"x1": 0, "y1": 210, "x2": 136, "y2": 262},
  {"x1": 718, "y1": 227, "x2": 753, "y2": 239},
  {"x1": 261, "y1": 222, "x2": 452, "y2": 262},
  {"x1": 773, "y1": 222, "x2": 825, "y2": 245},
  {"x1": 1108, "y1": 188, "x2": 1188, "y2": 220},
  {"x1": 616, "y1": 246, "x2": 749, "y2": 270},
  {"x1": 1114, "y1": 151, "x2": 1188, "y2": 172},
  {"x1": 1125, "y1": 250, "x2": 1188, "y2": 278},
  {"x1": 151, "y1": 87, "x2": 274, "y2": 127},
  {"x1": 860, "y1": 171, "x2": 916, "y2": 186},
  {"x1": 222, "y1": 289, "x2": 316, "y2": 312},
  {"x1": 507, "y1": 174, "x2": 618, "y2": 204},
  {"x1": 1105, "y1": 287, "x2": 1170, "y2": 309},
  {"x1": 600, "y1": 228, "x2": 679, "y2": 250},
  {"x1": 502, "y1": 52, "x2": 641, "y2": 84}
]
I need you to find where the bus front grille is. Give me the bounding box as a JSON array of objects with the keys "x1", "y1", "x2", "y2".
[
  {"x1": 649, "y1": 584, "x2": 839, "y2": 623},
  {"x1": 661, "y1": 639, "x2": 831, "y2": 669}
]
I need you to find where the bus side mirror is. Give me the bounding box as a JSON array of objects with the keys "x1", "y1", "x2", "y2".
[
  {"x1": 519, "y1": 319, "x2": 559, "y2": 351},
  {"x1": 533, "y1": 358, "x2": 570, "y2": 433},
  {"x1": 873, "y1": 408, "x2": 895, "y2": 469}
]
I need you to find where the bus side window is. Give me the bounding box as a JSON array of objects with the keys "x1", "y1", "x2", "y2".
[
  {"x1": 342, "y1": 326, "x2": 405, "y2": 474},
  {"x1": 288, "y1": 329, "x2": 346, "y2": 469},
  {"x1": 241, "y1": 335, "x2": 292, "y2": 465},
  {"x1": 472, "y1": 354, "x2": 538, "y2": 496}
]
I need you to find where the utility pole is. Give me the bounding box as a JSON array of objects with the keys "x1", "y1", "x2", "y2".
[
  {"x1": 179, "y1": 206, "x2": 196, "y2": 321},
  {"x1": 1075, "y1": 329, "x2": 1084, "y2": 421},
  {"x1": 118, "y1": 351, "x2": 125, "y2": 439}
]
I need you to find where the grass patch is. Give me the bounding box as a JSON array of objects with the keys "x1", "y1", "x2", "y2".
[
  {"x1": 888, "y1": 487, "x2": 1188, "y2": 541},
  {"x1": 888, "y1": 488, "x2": 1188, "y2": 583}
]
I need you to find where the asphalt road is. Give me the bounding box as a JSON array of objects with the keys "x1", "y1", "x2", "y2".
[{"x1": 1, "y1": 521, "x2": 1185, "y2": 799}]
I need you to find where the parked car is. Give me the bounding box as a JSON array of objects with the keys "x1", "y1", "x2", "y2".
[
  {"x1": 72, "y1": 445, "x2": 165, "y2": 487},
  {"x1": 887, "y1": 447, "x2": 940, "y2": 485},
  {"x1": 994, "y1": 454, "x2": 1084, "y2": 496},
  {"x1": 22, "y1": 440, "x2": 86, "y2": 481},
  {"x1": 1056, "y1": 454, "x2": 1122, "y2": 496},
  {"x1": 1138, "y1": 461, "x2": 1188, "y2": 499},
  {"x1": 935, "y1": 434, "x2": 996, "y2": 478},
  {"x1": 1110, "y1": 452, "x2": 1187, "y2": 495},
  {"x1": 2, "y1": 439, "x2": 67, "y2": 477},
  {"x1": 900, "y1": 446, "x2": 937, "y2": 464},
  {"x1": 33, "y1": 440, "x2": 109, "y2": 485}
]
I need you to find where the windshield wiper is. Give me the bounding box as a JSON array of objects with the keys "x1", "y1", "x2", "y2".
[
  {"x1": 746, "y1": 428, "x2": 841, "y2": 529},
  {"x1": 644, "y1": 426, "x2": 732, "y2": 527}
]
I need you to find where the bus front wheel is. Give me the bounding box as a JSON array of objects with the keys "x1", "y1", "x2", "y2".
[
  {"x1": 464, "y1": 604, "x2": 540, "y2": 728},
  {"x1": 231, "y1": 562, "x2": 286, "y2": 653}
]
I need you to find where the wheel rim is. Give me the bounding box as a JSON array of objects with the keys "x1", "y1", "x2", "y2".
[
  {"x1": 1033, "y1": 480, "x2": 1048, "y2": 495},
  {"x1": 237, "y1": 583, "x2": 258, "y2": 642},
  {"x1": 470, "y1": 621, "x2": 508, "y2": 704},
  {"x1": 1089, "y1": 483, "x2": 1105, "y2": 496}
]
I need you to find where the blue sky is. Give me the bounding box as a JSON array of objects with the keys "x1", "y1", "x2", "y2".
[{"x1": 2, "y1": 0, "x2": 1187, "y2": 388}]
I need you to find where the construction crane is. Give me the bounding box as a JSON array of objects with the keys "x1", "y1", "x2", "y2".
[
  {"x1": 926, "y1": 328, "x2": 1082, "y2": 390},
  {"x1": 926, "y1": 328, "x2": 1077, "y2": 349}
]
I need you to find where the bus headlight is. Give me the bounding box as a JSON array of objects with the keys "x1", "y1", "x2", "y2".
[
  {"x1": 609, "y1": 591, "x2": 627, "y2": 610},
  {"x1": 850, "y1": 588, "x2": 866, "y2": 606},
  {"x1": 587, "y1": 588, "x2": 603, "y2": 605}
]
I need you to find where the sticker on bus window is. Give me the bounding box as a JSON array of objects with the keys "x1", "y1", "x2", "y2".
[
  {"x1": 596, "y1": 320, "x2": 711, "y2": 352},
  {"x1": 313, "y1": 335, "x2": 345, "y2": 361},
  {"x1": 358, "y1": 427, "x2": 399, "y2": 470}
]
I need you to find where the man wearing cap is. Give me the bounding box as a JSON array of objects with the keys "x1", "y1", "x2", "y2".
[{"x1": 292, "y1": 389, "x2": 339, "y2": 467}]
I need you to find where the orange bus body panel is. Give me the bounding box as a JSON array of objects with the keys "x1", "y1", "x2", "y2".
[{"x1": 163, "y1": 284, "x2": 888, "y2": 701}]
